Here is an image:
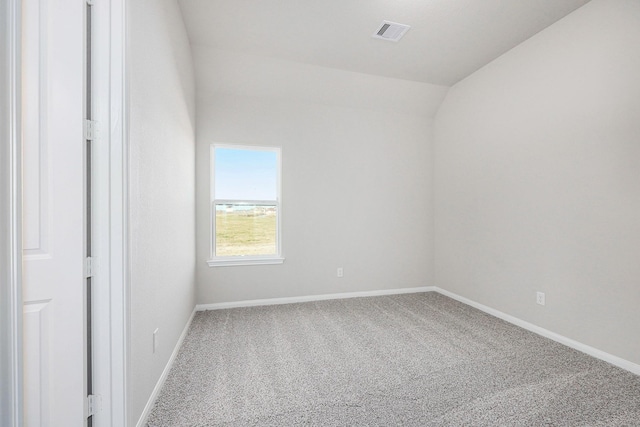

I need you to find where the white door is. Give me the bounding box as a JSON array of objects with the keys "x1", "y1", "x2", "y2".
[{"x1": 22, "y1": 0, "x2": 87, "y2": 425}]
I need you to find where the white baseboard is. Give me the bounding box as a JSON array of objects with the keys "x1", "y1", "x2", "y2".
[
  {"x1": 433, "y1": 287, "x2": 640, "y2": 376},
  {"x1": 196, "y1": 286, "x2": 435, "y2": 311},
  {"x1": 136, "y1": 308, "x2": 197, "y2": 427}
]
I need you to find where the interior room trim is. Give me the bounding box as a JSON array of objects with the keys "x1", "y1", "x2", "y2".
[{"x1": 195, "y1": 286, "x2": 436, "y2": 311}]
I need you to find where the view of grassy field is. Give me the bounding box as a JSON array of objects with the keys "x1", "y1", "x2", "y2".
[{"x1": 215, "y1": 210, "x2": 277, "y2": 256}]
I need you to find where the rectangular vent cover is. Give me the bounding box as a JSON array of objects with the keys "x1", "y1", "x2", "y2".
[{"x1": 372, "y1": 21, "x2": 410, "y2": 42}]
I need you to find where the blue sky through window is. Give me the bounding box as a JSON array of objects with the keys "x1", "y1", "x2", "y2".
[{"x1": 214, "y1": 147, "x2": 278, "y2": 201}]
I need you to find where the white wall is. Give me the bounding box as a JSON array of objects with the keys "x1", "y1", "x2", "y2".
[
  {"x1": 195, "y1": 48, "x2": 448, "y2": 304},
  {"x1": 129, "y1": 0, "x2": 196, "y2": 423},
  {"x1": 434, "y1": 0, "x2": 640, "y2": 365}
]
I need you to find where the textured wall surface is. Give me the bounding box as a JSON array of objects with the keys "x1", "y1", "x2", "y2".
[
  {"x1": 129, "y1": 0, "x2": 196, "y2": 423},
  {"x1": 434, "y1": 0, "x2": 640, "y2": 365},
  {"x1": 194, "y1": 48, "x2": 448, "y2": 304}
]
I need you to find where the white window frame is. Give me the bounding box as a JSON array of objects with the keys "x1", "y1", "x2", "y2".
[{"x1": 207, "y1": 144, "x2": 284, "y2": 267}]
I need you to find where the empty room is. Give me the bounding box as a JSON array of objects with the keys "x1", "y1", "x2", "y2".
[{"x1": 1, "y1": 0, "x2": 639, "y2": 426}]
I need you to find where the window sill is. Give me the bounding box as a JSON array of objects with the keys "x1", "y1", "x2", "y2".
[{"x1": 207, "y1": 257, "x2": 285, "y2": 267}]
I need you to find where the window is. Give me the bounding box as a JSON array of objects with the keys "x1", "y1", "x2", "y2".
[{"x1": 208, "y1": 145, "x2": 283, "y2": 267}]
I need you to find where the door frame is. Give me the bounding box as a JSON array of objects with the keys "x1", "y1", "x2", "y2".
[
  {"x1": 91, "y1": 0, "x2": 130, "y2": 425},
  {"x1": 1, "y1": 1, "x2": 130, "y2": 424},
  {"x1": 0, "y1": 1, "x2": 23, "y2": 426}
]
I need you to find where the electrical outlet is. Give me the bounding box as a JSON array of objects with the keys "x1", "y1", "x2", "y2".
[
  {"x1": 337, "y1": 267, "x2": 344, "y2": 278},
  {"x1": 536, "y1": 292, "x2": 545, "y2": 306},
  {"x1": 153, "y1": 328, "x2": 159, "y2": 353}
]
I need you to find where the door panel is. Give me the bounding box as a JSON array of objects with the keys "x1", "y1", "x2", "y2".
[
  {"x1": 22, "y1": 0, "x2": 86, "y2": 425},
  {"x1": 23, "y1": 301, "x2": 51, "y2": 426}
]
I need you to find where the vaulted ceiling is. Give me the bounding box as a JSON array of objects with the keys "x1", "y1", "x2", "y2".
[{"x1": 178, "y1": 0, "x2": 591, "y2": 86}]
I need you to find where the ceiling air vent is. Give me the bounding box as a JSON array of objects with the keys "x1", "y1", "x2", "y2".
[{"x1": 372, "y1": 20, "x2": 410, "y2": 42}]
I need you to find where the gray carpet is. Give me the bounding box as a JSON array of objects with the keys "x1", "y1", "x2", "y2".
[{"x1": 146, "y1": 292, "x2": 640, "y2": 426}]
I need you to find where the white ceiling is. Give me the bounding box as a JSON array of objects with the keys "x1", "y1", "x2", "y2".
[{"x1": 178, "y1": 0, "x2": 591, "y2": 86}]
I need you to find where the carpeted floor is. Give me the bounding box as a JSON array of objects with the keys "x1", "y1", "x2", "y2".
[{"x1": 146, "y1": 292, "x2": 640, "y2": 426}]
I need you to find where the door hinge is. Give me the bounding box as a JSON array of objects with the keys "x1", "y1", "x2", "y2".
[
  {"x1": 85, "y1": 257, "x2": 95, "y2": 278},
  {"x1": 86, "y1": 0, "x2": 95, "y2": 6},
  {"x1": 84, "y1": 119, "x2": 97, "y2": 141},
  {"x1": 87, "y1": 394, "x2": 101, "y2": 417}
]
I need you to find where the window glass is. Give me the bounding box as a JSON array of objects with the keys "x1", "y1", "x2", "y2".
[
  {"x1": 210, "y1": 146, "x2": 281, "y2": 264},
  {"x1": 214, "y1": 204, "x2": 277, "y2": 256},
  {"x1": 214, "y1": 148, "x2": 277, "y2": 200}
]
